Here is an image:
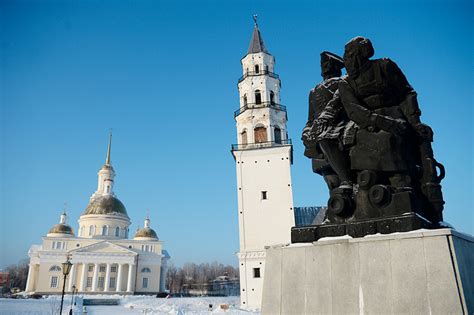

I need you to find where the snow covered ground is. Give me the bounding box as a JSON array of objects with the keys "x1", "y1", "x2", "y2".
[{"x1": 0, "y1": 295, "x2": 260, "y2": 315}]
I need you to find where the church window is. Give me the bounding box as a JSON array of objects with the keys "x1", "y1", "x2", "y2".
[
  {"x1": 106, "y1": 185, "x2": 110, "y2": 193},
  {"x1": 142, "y1": 277, "x2": 148, "y2": 288},
  {"x1": 49, "y1": 265, "x2": 61, "y2": 272},
  {"x1": 265, "y1": 65, "x2": 269, "y2": 73},
  {"x1": 50, "y1": 276, "x2": 58, "y2": 288},
  {"x1": 243, "y1": 94, "x2": 248, "y2": 106},
  {"x1": 99, "y1": 265, "x2": 106, "y2": 273},
  {"x1": 270, "y1": 91, "x2": 275, "y2": 105},
  {"x1": 274, "y1": 126, "x2": 282, "y2": 144},
  {"x1": 241, "y1": 130, "x2": 248, "y2": 145},
  {"x1": 115, "y1": 226, "x2": 120, "y2": 237},
  {"x1": 109, "y1": 277, "x2": 116, "y2": 288},
  {"x1": 89, "y1": 225, "x2": 95, "y2": 236},
  {"x1": 98, "y1": 276, "x2": 105, "y2": 288},
  {"x1": 254, "y1": 126, "x2": 267, "y2": 143},
  {"x1": 80, "y1": 226, "x2": 85, "y2": 236},
  {"x1": 253, "y1": 268, "x2": 261, "y2": 278},
  {"x1": 88, "y1": 265, "x2": 94, "y2": 272},
  {"x1": 261, "y1": 191, "x2": 268, "y2": 200},
  {"x1": 255, "y1": 90, "x2": 262, "y2": 104},
  {"x1": 255, "y1": 65, "x2": 259, "y2": 74},
  {"x1": 141, "y1": 267, "x2": 151, "y2": 273},
  {"x1": 86, "y1": 277, "x2": 92, "y2": 288},
  {"x1": 102, "y1": 225, "x2": 108, "y2": 236},
  {"x1": 111, "y1": 266, "x2": 117, "y2": 273}
]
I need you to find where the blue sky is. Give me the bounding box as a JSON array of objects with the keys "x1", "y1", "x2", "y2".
[{"x1": 1, "y1": 0, "x2": 472, "y2": 268}]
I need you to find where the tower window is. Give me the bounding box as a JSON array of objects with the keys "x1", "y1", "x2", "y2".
[
  {"x1": 255, "y1": 90, "x2": 262, "y2": 104},
  {"x1": 253, "y1": 268, "x2": 261, "y2": 278},
  {"x1": 241, "y1": 130, "x2": 248, "y2": 145},
  {"x1": 89, "y1": 225, "x2": 95, "y2": 236},
  {"x1": 270, "y1": 91, "x2": 275, "y2": 105},
  {"x1": 243, "y1": 94, "x2": 247, "y2": 106},
  {"x1": 102, "y1": 225, "x2": 108, "y2": 236},
  {"x1": 261, "y1": 191, "x2": 268, "y2": 200},
  {"x1": 255, "y1": 65, "x2": 259, "y2": 73},
  {"x1": 274, "y1": 126, "x2": 282, "y2": 144},
  {"x1": 115, "y1": 226, "x2": 120, "y2": 237},
  {"x1": 254, "y1": 126, "x2": 267, "y2": 143}
]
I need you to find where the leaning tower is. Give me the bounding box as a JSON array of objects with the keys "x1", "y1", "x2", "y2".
[{"x1": 232, "y1": 19, "x2": 295, "y2": 309}]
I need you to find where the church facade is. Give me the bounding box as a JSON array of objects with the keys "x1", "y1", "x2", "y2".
[
  {"x1": 232, "y1": 20, "x2": 295, "y2": 309},
  {"x1": 25, "y1": 134, "x2": 170, "y2": 295}
]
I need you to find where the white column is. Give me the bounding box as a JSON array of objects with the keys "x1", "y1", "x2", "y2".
[
  {"x1": 80, "y1": 263, "x2": 88, "y2": 291},
  {"x1": 91, "y1": 263, "x2": 99, "y2": 292},
  {"x1": 116, "y1": 264, "x2": 123, "y2": 292},
  {"x1": 126, "y1": 264, "x2": 134, "y2": 292},
  {"x1": 104, "y1": 263, "x2": 111, "y2": 292},
  {"x1": 25, "y1": 264, "x2": 34, "y2": 292},
  {"x1": 67, "y1": 264, "x2": 76, "y2": 292}
]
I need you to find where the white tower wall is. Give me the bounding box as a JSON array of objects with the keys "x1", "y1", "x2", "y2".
[{"x1": 233, "y1": 22, "x2": 295, "y2": 310}]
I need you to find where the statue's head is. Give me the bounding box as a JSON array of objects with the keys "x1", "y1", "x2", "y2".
[
  {"x1": 320, "y1": 51, "x2": 344, "y2": 79},
  {"x1": 344, "y1": 36, "x2": 374, "y2": 77}
]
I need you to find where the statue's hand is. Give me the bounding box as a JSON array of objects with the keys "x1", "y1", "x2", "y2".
[
  {"x1": 311, "y1": 118, "x2": 331, "y2": 136},
  {"x1": 372, "y1": 114, "x2": 409, "y2": 135},
  {"x1": 414, "y1": 123, "x2": 433, "y2": 142},
  {"x1": 302, "y1": 126, "x2": 315, "y2": 147}
]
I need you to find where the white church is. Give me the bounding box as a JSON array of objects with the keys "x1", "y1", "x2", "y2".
[
  {"x1": 232, "y1": 20, "x2": 296, "y2": 309},
  {"x1": 25, "y1": 134, "x2": 170, "y2": 295}
]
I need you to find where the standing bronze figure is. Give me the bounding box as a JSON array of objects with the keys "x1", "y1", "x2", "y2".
[{"x1": 294, "y1": 37, "x2": 445, "y2": 242}]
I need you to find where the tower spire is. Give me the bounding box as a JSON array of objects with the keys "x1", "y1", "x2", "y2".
[
  {"x1": 105, "y1": 130, "x2": 112, "y2": 165},
  {"x1": 248, "y1": 15, "x2": 268, "y2": 54}
]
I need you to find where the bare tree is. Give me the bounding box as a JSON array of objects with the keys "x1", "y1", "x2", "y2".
[{"x1": 5, "y1": 258, "x2": 29, "y2": 291}]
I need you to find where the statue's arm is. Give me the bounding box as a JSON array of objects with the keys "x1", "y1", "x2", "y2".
[
  {"x1": 339, "y1": 79, "x2": 408, "y2": 135},
  {"x1": 384, "y1": 59, "x2": 433, "y2": 141}
]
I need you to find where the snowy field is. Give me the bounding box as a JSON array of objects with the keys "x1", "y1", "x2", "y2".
[{"x1": 0, "y1": 295, "x2": 260, "y2": 315}]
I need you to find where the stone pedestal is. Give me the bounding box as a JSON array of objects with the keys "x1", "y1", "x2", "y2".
[{"x1": 261, "y1": 229, "x2": 473, "y2": 314}]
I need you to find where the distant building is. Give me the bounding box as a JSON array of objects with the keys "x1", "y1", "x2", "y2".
[
  {"x1": 294, "y1": 207, "x2": 326, "y2": 226},
  {"x1": 180, "y1": 276, "x2": 239, "y2": 297},
  {"x1": 232, "y1": 19, "x2": 295, "y2": 309},
  {"x1": 209, "y1": 276, "x2": 240, "y2": 296},
  {"x1": 25, "y1": 134, "x2": 170, "y2": 295}
]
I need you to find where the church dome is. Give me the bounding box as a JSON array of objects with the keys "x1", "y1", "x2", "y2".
[
  {"x1": 48, "y1": 223, "x2": 74, "y2": 235},
  {"x1": 48, "y1": 212, "x2": 74, "y2": 237},
  {"x1": 83, "y1": 195, "x2": 128, "y2": 217},
  {"x1": 134, "y1": 227, "x2": 158, "y2": 240}
]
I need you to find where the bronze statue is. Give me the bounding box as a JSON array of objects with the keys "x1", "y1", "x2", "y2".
[
  {"x1": 302, "y1": 52, "x2": 350, "y2": 191},
  {"x1": 294, "y1": 37, "x2": 445, "y2": 242}
]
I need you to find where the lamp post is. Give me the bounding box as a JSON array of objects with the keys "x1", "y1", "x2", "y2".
[
  {"x1": 60, "y1": 257, "x2": 73, "y2": 314},
  {"x1": 69, "y1": 285, "x2": 76, "y2": 315}
]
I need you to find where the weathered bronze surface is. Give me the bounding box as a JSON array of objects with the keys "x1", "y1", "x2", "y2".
[{"x1": 294, "y1": 37, "x2": 445, "y2": 242}]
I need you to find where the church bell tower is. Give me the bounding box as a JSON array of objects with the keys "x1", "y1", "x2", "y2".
[{"x1": 232, "y1": 17, "x2": 295, "y2": 309}]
